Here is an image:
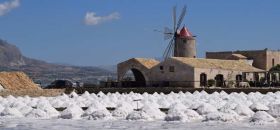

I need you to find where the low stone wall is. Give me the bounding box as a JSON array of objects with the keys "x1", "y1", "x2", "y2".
[{"x1": 74, "y1": 87, "x2": 280, "y2": 94}]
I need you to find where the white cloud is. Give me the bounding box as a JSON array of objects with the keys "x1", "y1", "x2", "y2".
[
  {"x1": 0, "y1": 0, "x2": 20, "y2": 16},
  {"x1": 84, "y1": 11, "x2": 120, "y2": 25}
]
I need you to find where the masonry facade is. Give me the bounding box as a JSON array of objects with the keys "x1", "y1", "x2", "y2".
[
  {"x1": 117, "y1": 57, "x2": 261, "y2": 88},
  {"x1": 206, "y1": 49, "x2": 280, "y2": 71}
]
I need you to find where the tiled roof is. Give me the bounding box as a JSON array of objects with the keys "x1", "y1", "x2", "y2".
[{"x1": 172, "y1": 57, "x2": 262, "y2": 72}]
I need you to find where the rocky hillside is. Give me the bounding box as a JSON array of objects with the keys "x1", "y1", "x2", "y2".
[{"x1": 0, "y1": 39, "x2": 116, "y2": 86}]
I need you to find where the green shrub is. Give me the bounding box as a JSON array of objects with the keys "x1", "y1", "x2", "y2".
[
  {"x1": 227, "y1": 80, "x2": 236, "y2": 88},
  {"x1": 207, "y1": 79, "x2": 215, "y2": 87},
  {"x1": 270, "y1": 64, "x2": 280, "y2": 71}
]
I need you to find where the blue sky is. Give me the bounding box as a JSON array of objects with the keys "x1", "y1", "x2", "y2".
[{"x1": 0, "y1": 0, "x2": 279, "y2": 66}]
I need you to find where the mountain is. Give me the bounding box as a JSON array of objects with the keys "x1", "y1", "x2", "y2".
[{"x1": 0, "y1": 39, "x2": 116, "y2": 86}]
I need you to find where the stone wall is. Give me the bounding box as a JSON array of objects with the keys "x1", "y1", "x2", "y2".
[
  {"x1": 267, "y1": 50, "x2": 280, "y2": 70},
  {"x1": 206, "y1": 49, "x2": 280, "y2": 70},
  {"x1": 194, "y1": 68, "x2": 243, "y2": 88},
  {"x1": 174, "y1": 37, "x2": 196, "y2": 58},
  {"x1": 149, "y1": 58, "x2": 195, "y2": 87},
  {"x1": 117, "y1": 59, "x2": 151, "y2": 82}
]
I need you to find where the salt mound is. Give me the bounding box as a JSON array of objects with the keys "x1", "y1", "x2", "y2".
[
  {"x1": 126, "y1": 111, "x2": 151, "y2": 121},
  {"x1": 234, "y1": 104, "x2": 254, "y2": 117},
  {"x1": 169, "y1": 102, "x2": 187, "y2": 111},
  {"x1": 184, "y1": 109, "x2": 202, "y2": 120},
  {"x1": 197, "y1": 103, "x2": 218, "y2": 115},
  {"x1": 87, "y1": 109, "x2": 112, "y2": 120},
  {"x1": 26, "y1": 109, "x2": 49, "y2": 118},
  {"x1": 38, "y1": 104, "x2": 60, "y2": 118},
  {"x1": 81, "y1": 91, "x2": 90, "y2": 97},
  {"x1": 141, "y1": 105, "x2": 165, "y2": 120},
  {"x1": 165, "y1": 109, "x2": 202, "y2": 122},
  {"x1": 0, "y1": 104, "x2": 5, "y2": 113},
  {"x1": 250, "y1": 103, "x2": 269, "y2": 111},
  {"x1": 165, "y1": 103, "x2": 187, "y2": 122},
  {"x1": 205, "y1": 111, "x2": 239, "y2": 122},
  {"x1": 69, "y1": 91, "x2": 79, "y2": 98},
  {"x1": 0, "y1": 107, "x2": 23, "y2": 117},
  {"x1": 157, "y1": 98, "x2": 171, "y2": 108},
  {"x1": 97, "y1": 91, "x2": 105, "y2": 97},
  {"x1": 250, "y1": 111, "x2": 277, "y2": 124},
  {"x1": 60, "y1": 104, "x2": 84, "y2": 119},
  {"x1": 267, "y1": 104, "x2": 280, "y2": 118},
  {"x1": 18, "y1": 106, "x2": 33, "y2": 115},
  {"x1": 112, "y1": 103, "x2": 134, "y2": 118},
  {"x1": 85, "y1": 101, "x2": 106, "y2": 115},
  {"x1": 9, "y1": 101, "x2": 26, "y2": 110}
]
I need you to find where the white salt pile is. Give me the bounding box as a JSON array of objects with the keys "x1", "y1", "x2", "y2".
[
  {"x1": 205, "y1": 111, "x2": 239, "y2": 122},
  {"x1": 26, "y1": 109, "x2": 48, "y2": 118},
  {"x1": 18, "y1": 106, "x2": 33, "y2": 115},
  {"x1": 87, "y1": 109, "x2": 112, "y2": 120},
  {"x1": 85, "y1": 101, "x2": 107, "y2": 115},
  {"x1": 250, "y1": 111, "x2": 277, "y2": 124},
  {"x1": 112, "y1": 102, "x2": 134, "y2": 118},
  {"x1": 197, "y1": 103, "x2": 218, "y2": 115},
  {"x1": 234, "y1": 104, "x2": 254, "y2": 117},
  {"x1": 0, "y1": 104, "x2": 5, "y2": 113},
  {"x1": 267, "y1": 104, "x2": 280, "y2": 118},
  {"x1": 165, "y1": 103, "x2": 185, "y2": 120},
  {"x1": 250, "y1": 103, "x2": 269, "y2": 111},
  {"x1": 141, "y1": 105, "x2": 165, "y2": 120},
  {"x1": 69, "y1": 91, "x2": 79, "y2": 98},
  {"x1": 126, "y1": 111, "x2": 151, "y2": 121},
  {"x1": 1, "y1": 107, "x2": 23, "y2": 117},
  {"x1": 60, "y1": 104, "x2": 84, "y2": 119},
  {"x1": 0, "y1": 90, "x2": 279, "y2": 125},
  {"x1": 84, "y1": 101, "x2": 112, "y2": 120}
]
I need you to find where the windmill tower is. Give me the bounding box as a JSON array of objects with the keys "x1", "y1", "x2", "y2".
[
  {"x1": 162, "y1": 6, "x2": 196, "y2": 59},
  {"x1": 174, "y1": 26, "x2": 196, "y2": 58}
]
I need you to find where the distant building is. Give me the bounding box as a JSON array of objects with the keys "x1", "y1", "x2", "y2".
[{"x1": 206, "y1": 49, "x2": 280, "y2": 71}]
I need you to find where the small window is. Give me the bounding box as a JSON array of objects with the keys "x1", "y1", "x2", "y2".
[
  {"x1": 183, "y1": 39, "x2": 187, "y2": 43},
  {"x1": 160, "y1": 66, "x2": 164, "y2": 70},
  {"x1": 272, "y1": 59, "x2": 275, "y2": 67},
  {"x1": 169, "y1": 66, "x2": 175, "y2": 72}
]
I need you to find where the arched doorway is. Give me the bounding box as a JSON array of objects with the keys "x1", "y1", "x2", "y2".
[
  {"x1": 215, "y1": 74, "x2": 224, "y2": 87},
  {"x1": 200, "y1": 73, "x2": 207, "y2": 87},
  {"x1": 122, "y1": 68, "x2": 146, "y2": 87}
]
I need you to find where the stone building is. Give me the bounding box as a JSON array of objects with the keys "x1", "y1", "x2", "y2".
[
  {"x1": 116, "y1": 25, "x2": 279, "y2": 88},
  {"x1": 118, "y1": 57, "x2": 261, "y2": 88},
  {"x1": 206, "y1": 49, "x2": 280, "y2": 71}
]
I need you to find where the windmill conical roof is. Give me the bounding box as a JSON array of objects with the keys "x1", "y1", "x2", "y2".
[{"x1": 179, "y1": 26, "x2": 192, "y2": 38}]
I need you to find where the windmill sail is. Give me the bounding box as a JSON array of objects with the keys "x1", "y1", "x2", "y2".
[{"x1": 162, "y1": 5, "x2": 187, "y2": 60}]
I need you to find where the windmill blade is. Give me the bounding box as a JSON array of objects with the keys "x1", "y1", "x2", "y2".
[
  {"x1": 164, "y1": 27, "x2": 173, "y2": 40},
  {"x1": 173, "y1": 6, "x2": 177, "y2": 32},
  {"x1": 163, "y1": 37, "x2": 175, "y2": 59},
  {"x1": 168, "y1": 39, "x2": 175, "y2": 58},
  {"x1": 176, "y1": 5, "x2": 187, "y2": 31}
]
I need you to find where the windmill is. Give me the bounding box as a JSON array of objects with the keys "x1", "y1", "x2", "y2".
[{"x1": 162, "y1": 5, "x2": 187, "y2": 59}]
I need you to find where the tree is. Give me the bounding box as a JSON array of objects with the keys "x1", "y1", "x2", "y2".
[{"x1": 269, "y1": 64, "x2": 280, "y2": 72}]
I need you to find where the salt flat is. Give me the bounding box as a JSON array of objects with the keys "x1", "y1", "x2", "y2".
[
  {"x1": 0, "y1": 91, "x2": 280, "y2": 129},
  {"x1": 0, "y1": 119, "x2": 279, "y2": 130}
]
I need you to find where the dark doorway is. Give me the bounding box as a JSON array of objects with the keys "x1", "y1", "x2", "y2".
[
  {"x1": 236, "y1": 74, "x2": 242, "y2": 82},
  {"x1": 254, "y1": 73, "x2": 259, "y2": 82},
  {"x1": 122, "y1": 68, "x2": 146, "y2": 87},
  {"x1": 200, "y1": 73, "x2": 207, "y2": 87},
  {"x1": 215, "y1": 74, "x2": 224, "y2": 87}
]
